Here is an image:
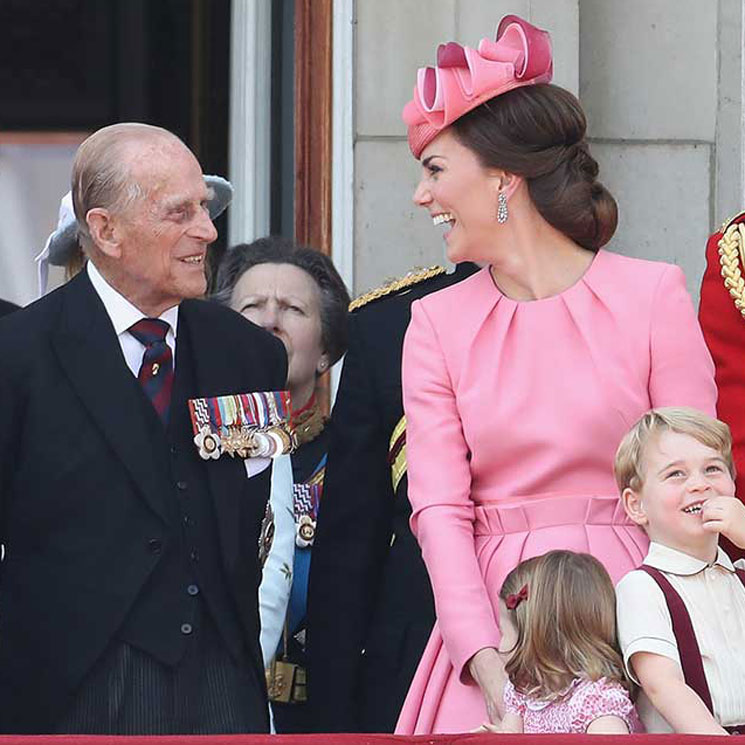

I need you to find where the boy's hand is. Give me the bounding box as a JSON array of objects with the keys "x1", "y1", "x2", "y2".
[{"x1": 702, "y1": 496, "x2": 745, "y2": 547}]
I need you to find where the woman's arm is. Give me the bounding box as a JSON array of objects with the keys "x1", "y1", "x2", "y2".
[
  {"x1": 469, "y1": 647, "x2": 508, "y2": 720},
  {"x1": 649, "y1": 264, "x2": 717, "y2": 413},
  {"x1": 631, "y1": 652, "x2": 727, "y2": 735},
  {"x1": 402, "y1": 301, "x2": 501, "y2": 686}
]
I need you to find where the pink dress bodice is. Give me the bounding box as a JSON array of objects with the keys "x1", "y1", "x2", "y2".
[{"x1": 405, "y1": 251, "x2": 716, "y2": 507}]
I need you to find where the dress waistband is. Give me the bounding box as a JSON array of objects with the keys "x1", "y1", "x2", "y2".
[{"x1": 473, "y1": 493, "x2": 633, "y2": 536}]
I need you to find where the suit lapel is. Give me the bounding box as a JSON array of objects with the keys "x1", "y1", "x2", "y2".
[
  {"x1": 52, "y1": 272, "x2": 171, "y2": 524},
  {"x1": 176, "y1": 301, "x2": 249, "y2": 570}
]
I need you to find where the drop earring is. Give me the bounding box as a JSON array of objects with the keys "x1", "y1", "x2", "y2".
[{"x1": 497, "y1": 190, "x2": 508, "y2": 224}]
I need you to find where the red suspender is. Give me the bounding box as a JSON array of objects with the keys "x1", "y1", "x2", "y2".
[{"x1": 638, "y1": 565, "x2": 714, "y2": 714}]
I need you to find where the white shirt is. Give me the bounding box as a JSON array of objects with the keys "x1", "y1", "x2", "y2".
[
  {"x1": 87, "y1": 261, "x2": 178, "y2": 376},
  {"x1": 616, "y1": 542, "x2": 745, "y2": 731}
]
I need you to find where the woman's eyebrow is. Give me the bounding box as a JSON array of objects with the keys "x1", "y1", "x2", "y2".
[{"x1": 422, "y1": 155, "x2": 441, "y2": 168}]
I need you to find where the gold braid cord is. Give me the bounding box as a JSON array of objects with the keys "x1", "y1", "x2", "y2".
[
  {"x1": 349, "y1": 266, "x2": 446, "y2": 311},
  {"x1": 718, "y1": 222, "x2": 745, "y2": 320}
]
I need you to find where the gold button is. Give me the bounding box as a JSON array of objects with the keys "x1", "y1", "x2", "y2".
[{"x1": 152, "y1": 362, "x2": 160, "y2": 375}]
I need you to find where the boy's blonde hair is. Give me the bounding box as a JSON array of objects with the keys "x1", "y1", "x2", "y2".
[
  {"x1": 614, "y1": 407, "x2": 734, "y2": 493},
  {"x1": 500, "y1": 550, "x2": 630, "y2": 698}
]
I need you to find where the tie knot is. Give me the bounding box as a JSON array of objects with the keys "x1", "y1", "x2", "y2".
[{"x1": 129, "y1": 318, "x2": 170, "y2": 346}]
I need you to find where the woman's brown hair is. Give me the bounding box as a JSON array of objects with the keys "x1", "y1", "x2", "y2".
[
  {"x1": 452, "y1": 84, "x2": 617, "y2": 251},
  {"x1": 500, "y1": 550, "x2": 630, "y2": 699}
]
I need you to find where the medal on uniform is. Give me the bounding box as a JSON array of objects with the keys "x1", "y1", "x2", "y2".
[
  {"x1": 293, "y1": 456, "x2": 324, "y2": 547},
  {"x1": 188, "y1": 390, "x2": 296, "y2": 460},
  {"x1": 258, "y1": 501, "x2": 275, "y2": 568}
]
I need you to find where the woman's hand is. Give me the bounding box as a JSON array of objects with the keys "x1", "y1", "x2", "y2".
[
  {"x1": 468, "y1": 647, "x2": 508, "y2": 723},
  {"x1": 474, "y1": 711, "x2": 523, "y2": 734}
]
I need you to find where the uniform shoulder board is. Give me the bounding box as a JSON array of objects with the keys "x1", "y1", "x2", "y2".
[
  {"x1": 719, "y1": 209, "x2": 745, "y2": 235},
  {"x1": 349, "y1": 265, "x2": 447, "y2": 312},
  {"x1": 716, "y1": 210, "x2": 745, "y2": 319}
]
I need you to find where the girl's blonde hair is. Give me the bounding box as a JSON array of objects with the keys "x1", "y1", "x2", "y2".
[
  {"x1": 614, "y1": 407, "x2": 734, "y2": 493},
  {"x1": 500, "y1": 550, "x2": 630, "y2": 698}
]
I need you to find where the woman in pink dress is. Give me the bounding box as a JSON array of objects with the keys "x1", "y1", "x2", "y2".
[{"x1": 395, "y1": 14, "x2": 717, "y2": 735}]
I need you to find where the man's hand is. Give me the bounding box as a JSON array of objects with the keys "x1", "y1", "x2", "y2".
[
  {"x1": 468, "y1": 647, "x2": 508, "y2": 723},
  {"x1": 702, "y1": 495, "x2": 745, "y2": 547}
]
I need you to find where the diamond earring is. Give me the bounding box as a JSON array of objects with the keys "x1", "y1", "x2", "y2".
[{"x1": 497, "y1": 191, "x2": 508, "y2": 224}]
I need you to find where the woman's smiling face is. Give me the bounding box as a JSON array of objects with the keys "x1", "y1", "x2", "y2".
[{"x1": 412, "y1": 129, "x2": 503, "y2": 264}]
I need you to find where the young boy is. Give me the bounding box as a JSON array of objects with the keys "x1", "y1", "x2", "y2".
[{"x1": 614, "y1": 407, "x2": 745, "y2": 734}]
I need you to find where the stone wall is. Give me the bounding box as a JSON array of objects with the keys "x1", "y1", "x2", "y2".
[{"x1": 351, "y1": 0, "x2": 742, "y2": 304}]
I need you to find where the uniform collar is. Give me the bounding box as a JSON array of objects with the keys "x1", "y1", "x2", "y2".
[{"x1": 644, "y1": 541, "x2": 735, "y2": 576}]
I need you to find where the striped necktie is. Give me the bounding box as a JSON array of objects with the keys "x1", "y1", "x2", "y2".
[{"x1": 128, "y1": 318, "x2": 174, "y2": 424}]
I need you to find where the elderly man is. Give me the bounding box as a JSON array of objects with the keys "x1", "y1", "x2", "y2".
[{"x1": 0, "y1": 123, "x2": 286, "y2": 734}]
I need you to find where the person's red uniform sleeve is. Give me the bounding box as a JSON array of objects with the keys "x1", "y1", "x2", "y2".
[{"x1": 699, "y1": 215, "x2": 745, "y2": 559}]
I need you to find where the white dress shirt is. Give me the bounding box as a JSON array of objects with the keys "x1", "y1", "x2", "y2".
[
  {"x1": 87, "y1": 261, "x2": 178, "y2": 376},
  {"x1": 616, "y1": 542, "x2": 745, "y2": 731}
]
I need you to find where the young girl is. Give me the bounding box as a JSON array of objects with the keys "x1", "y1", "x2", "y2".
[{"x1": 486, "y1": 550, "x2": 642, "y2": 734}]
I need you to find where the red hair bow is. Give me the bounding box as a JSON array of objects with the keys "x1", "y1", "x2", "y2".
[{"x1": 505, "y1": 584, "x2": 528, "y2": 610}]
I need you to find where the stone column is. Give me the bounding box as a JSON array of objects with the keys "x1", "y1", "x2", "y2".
[{"x1": 228, "y1": 0, "x2": 272, "y2": 245}]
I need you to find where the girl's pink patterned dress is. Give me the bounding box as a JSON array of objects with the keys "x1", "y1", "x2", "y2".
[{"x1": 504, "y1": 677, "x2": 643, "y2": 733}]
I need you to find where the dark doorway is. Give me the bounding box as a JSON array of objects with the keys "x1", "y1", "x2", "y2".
[{"x1": 0, "y1": 0, "x2": 231, "y2": 252}]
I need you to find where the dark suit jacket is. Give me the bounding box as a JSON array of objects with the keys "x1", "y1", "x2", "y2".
[
  {"x1": 307, "y1": 264, "x2": 476, "y2": 733},
  {"x1": 0, "y1": 299, "x2": 19, "y2": 317},
  {"x1": 0, "y1": 271, "x2": 286, "y2": 732}
]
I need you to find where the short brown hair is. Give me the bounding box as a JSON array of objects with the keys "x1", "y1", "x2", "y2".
[
  {"x1": 501, "y1": 550, "x2": 630, "y2": 698},
  {"x1": 71, "y1": 122, "x2": 179, "y2": 253},
  {"x1": 614, "y1": 407, "x2": 734, "y2": 493},
  {"x1": 452, "y1": 84, "x2": 617, "y2": 251}
]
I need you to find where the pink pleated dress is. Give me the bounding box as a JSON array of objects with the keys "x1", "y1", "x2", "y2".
[{"x1": 395, "y1": 251, "x2": 717, "y2": 734}]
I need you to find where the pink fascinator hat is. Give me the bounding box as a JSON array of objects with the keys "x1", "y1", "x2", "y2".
[{"x1": 402, "y1": 14, "x2": 553, "y2": 158}]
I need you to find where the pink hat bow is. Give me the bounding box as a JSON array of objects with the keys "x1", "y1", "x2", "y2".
[{"x1": 403, "y1": 15, "x2": 553, "y2": 158}]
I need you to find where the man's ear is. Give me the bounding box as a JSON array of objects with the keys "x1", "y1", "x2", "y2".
[
  {"x1": 622, "y1": 487, "x2": 648, "y2": 527},
  {"x1": 86, "y1": 208, "x2": 123, "y2": 259}
]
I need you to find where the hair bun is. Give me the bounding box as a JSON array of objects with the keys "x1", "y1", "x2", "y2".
[
  {"x1": 453, "y1": 84, "x2": 618, "y2": 250},
  {"x1": 571, "y1": 143, "x2": 599, "y2": 180}
]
